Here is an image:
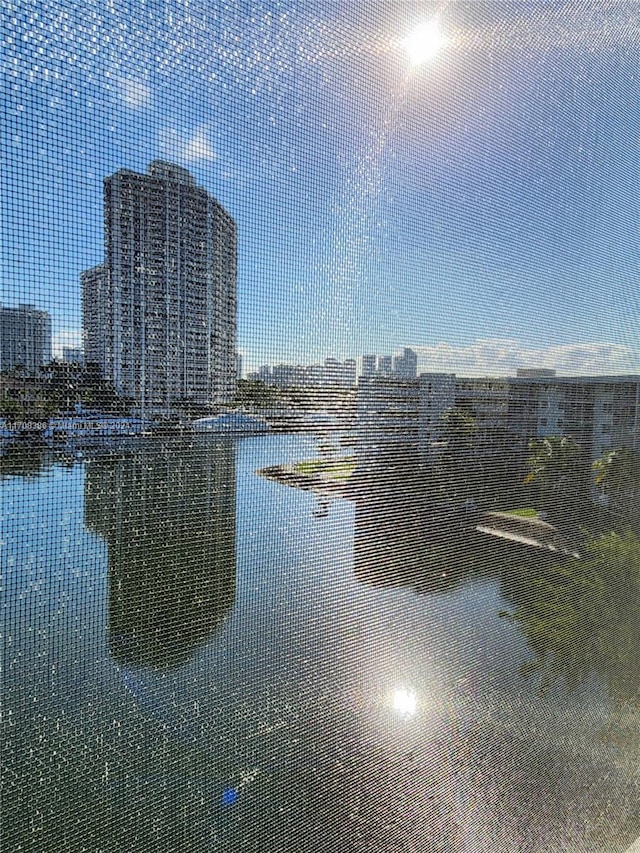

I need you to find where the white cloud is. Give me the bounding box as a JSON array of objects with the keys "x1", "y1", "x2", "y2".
[
  {"x1": 118, "y1": 77, "x2": 151, "y2": 109},
  {"x1": 159, "y1": 126, "x2": 217, "y2": 164},
  {"x1": 414, "y1": 339, "x2": 640, "y2": 377}
]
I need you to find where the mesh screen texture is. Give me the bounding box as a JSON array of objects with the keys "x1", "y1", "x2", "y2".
[{"x1": 1, "y1": 2, "x2": 639, "y2": 851}]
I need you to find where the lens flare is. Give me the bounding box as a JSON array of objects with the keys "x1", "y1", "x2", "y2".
[
  {"x1": 392, "y1": 687, "x2": 418, "y2": 716},
  {"x1": 403, "y1": 20, "x2": 448, "y2": 66}
]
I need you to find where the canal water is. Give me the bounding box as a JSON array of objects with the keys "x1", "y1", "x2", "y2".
[{"x1": 2, "y1": 434, "x2": 638, "y2": 852}]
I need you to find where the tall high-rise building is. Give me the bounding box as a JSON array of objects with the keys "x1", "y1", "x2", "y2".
[
  {"x1": 81, "y1": 264, "x2": 110, "y2": 372},
  {"x1": 361, "y1": 354, "x2": 377, "y2": 377},
  {"x1": 393, "y1": 347, "x2": 418, "y2": 379},
  {"x1": 0, "y1": 304, "x2": 52, "y2": 374},
  {"x1": 62, "y1": 347, "x2": 84, "y2": 365},
  {"x1": 82, "y1": 161, "x2": 237, "y2": 412},
  {"x1": 378, "y1": 355, "x2": 393, "y2": 375}
]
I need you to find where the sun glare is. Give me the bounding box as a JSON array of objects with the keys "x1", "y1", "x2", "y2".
[
  {"x1": 403, "y1": 20, "x2": 448, "y2": 66},
  {"x1": 392, "y1": 688, "x2": 418, "y2": 716}
]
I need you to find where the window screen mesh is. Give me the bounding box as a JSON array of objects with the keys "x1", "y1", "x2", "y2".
[{"x1": 1, "y1": 2, "x2": 639, "y2": 851}]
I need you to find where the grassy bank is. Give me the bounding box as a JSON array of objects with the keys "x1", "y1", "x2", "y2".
[{"x1": 293, "y1": 457, "x2": 356, "y2": 483}]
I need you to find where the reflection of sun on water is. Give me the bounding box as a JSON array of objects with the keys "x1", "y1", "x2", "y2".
[
  {"x1": 392, "y1": 687, "x2": 418, "y2": 717},
  {"x1": 403, "y1": 20, "x2": 448, "y2": 66}
]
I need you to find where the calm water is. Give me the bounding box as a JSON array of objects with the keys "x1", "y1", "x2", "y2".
[{"x1": 2, "y1": 434, "x2": 638, "y2": 852}]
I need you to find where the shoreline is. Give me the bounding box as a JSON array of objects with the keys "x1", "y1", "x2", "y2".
[
  {"x1": 258, "y1": 463, "x2": 348, "y2": 497},
  {"x1": 258, "y1": 462, "x2": 581, "y2": 558}
]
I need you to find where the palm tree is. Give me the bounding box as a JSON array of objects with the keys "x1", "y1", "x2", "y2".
[
  {"x1": 437, "y1": 406, "x2": 480, "y2": 503},
  {"x1": 593, "y1": 447, "x2": 640, "y2": 532},
  {"x1": 523, "y1": 435, "x2": 587, "y2": 523}
]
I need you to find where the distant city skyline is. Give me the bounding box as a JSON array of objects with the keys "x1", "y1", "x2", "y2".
[
  {"x1": 0, "y1": 303, "x2": 52, "y2": 373},
  {"x1": 239, "y1": 339, "x2": 639, "y2": 380},
  {"x1": 2, "y1": 298, "x2": 637, "y2": 380},
  {"x1": 248, "y1": 356, "x2": 357, "y2": 388},
  {"x1": 2, "y1": 3, "x2": 638, "y2": 377}
]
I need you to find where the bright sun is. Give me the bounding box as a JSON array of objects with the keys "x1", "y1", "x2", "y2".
[
  {"x1": 403, "y1": 20, "x2": 448, "y2": 66},
  {"x1": 392, "y1": 688, "x2": 418, "y2": 716}
]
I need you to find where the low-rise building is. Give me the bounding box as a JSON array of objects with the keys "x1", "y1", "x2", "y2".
[
  {"x1": 251, "y1": 358, "x2": 357, "y2": 389},
  {"x1": 508, "y1": 375, "x2": 640, "y2": 461},
  {"x1": 356, "y1": 373, "x2": 455, "y2": 464},
  {"x1": 356, "y1": 371, "x2": 640, "y2": 470}
]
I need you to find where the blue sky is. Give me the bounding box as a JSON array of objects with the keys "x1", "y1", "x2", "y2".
[{"x1": 1, "y1": 0, "x2": 638, "y2": 374}]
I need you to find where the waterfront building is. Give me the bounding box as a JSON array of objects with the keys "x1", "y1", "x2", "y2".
[
  {"x1": 0, "y1": 304, "x2": 52, "y2": 374},
  {"x1": 356, "y1": 371, "x2": 640, "y2": 469},
  {"x1": 508, "y1": 375, "x2": 640, "y2": 461},
  {"x1": 82, "y1": 161, "x2": 237, "y2": 413},
  {"x1": 455, "y1": 377, "x2": 511, "y2": 439},
  {"x1": 357, "y1": 375, "x2": 422, "y2": 458},
  {"x1": 356, "y1": 373, "x2": 454, "y2": 464},
  {"x1": 417, "y1": 373, "x2": 458, "y2": 452}
]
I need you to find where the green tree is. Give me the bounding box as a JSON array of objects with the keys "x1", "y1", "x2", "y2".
[
  {"x1": 436, "y1": 407, "x2": 480, "y2": 502},
  {"x1": 593, "y1": 447, "x2": 640, "y2": 533},
  {"x1": 233, "y1": 379, "x2": 280, "y2": 409},
  {"x1": 501, "y1": 530, "x2": 640, "y2": 706},
  {"x1": 523, "y1": 435, "x2": 587, "y2": 523}
]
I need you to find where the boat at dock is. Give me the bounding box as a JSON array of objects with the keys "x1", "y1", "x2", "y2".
[{"x1": 191, "y1": 412, "x2": 269, "y2": 433}]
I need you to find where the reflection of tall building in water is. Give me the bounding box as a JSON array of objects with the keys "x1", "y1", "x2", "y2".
[{"x1": 85, "y1": 439, "x2": 236, "y2": 669}]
